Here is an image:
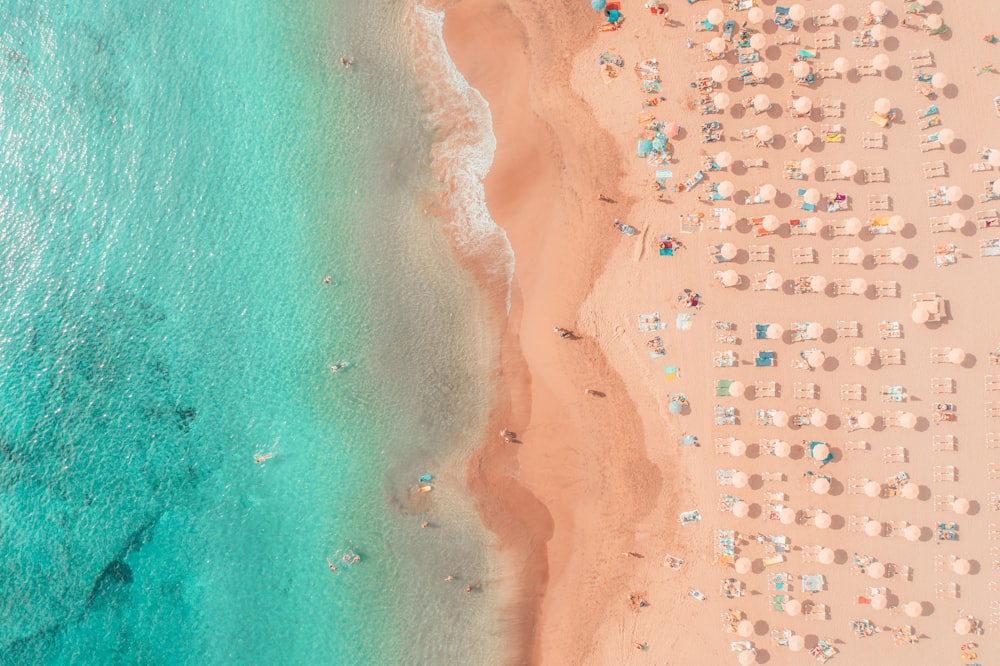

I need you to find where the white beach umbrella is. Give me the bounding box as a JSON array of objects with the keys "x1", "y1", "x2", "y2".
[
  {"x1": 737, "y1": 649, "x2": 756, "y2": 666},
  {"x1": 803, "y1": 188, "x2": 820, "y2": 205},
  {"x1": 719, "y1": 209, "x2": 737, "y2": 229},
  {"x1": 926, "y1": 14, "x2": 943, "y2": 30},
  {"x1": 774, "y1": 440, "x2": 791, "y2": 458},
  {"x1": 888, "y1": 215, "x2": 905, "y2": 232},
  {"x1": 711, "y1": 65, "x2": 728, "y2": 83},
  {"x1": 735, "y1": 556, "x2": 753, "y2": 574},
  {"x1": 953, "y1": 497, "x2": 971, "y2": 514},
  {"x1": 814, "y1": 512, "x2": 832, "y2": 529},
  {"x1": 902, "y1": 482, "x2": 920, "y2": 500},
  {"x1": 818, "y1": 547, "x2": 835, "y2": 565},
  {"x1": 752, "y1": 93, "x2": 770, "y2": 112},
  {"x1": 812, "y1": 443, "x2": 830, "y2": 460},
  {"x1": 871, "y1": 594, "x2": 888, "y2": 610},
  {"x1": 765, "y1": 272, "x2": 783, "y2": 289},
  {"x1": 808, "y1": 274, "x2": 827, "y2": 291},
  {"x1": 762, "y1": 215, "x2": 780, "y2": 233},
  {"x1": 844, "y1": 217, "x2": 862, "y2": 235},
  {"x1": 749, "y1": 33, "x2": 766, "y2": 51},
  {"x1": 850, "y1": 278, "x2": 867, "y2": 295},
  {"x1": 890, "y1": 246, "x2": 907, "y2": 264},
  {"x1": 864, "y1": 481, "x2": 882, "y2": 498},
  {"x1": 904, "y1": 601, "x2": 922, "y2": 618},
  {"x1": 720, "y1": 242, "x2": 738, "y2": 260},
  {"x1": 806, "y1": 217, "x2": 823, "y2": 234},
  {"x1": 938, "y1": 128, "x2": 955, "y2": 145},
  {"x1": 847, "y1": 246, "x2": 864, "y2": 264},
  {"x1": 953, "y1": 558, "x2": 971, "y2": 575},
  {"x1": 867, "y1": 561, "x2": 886, "y2": 578},
  {"x1": 800, "y1": 158, "x2": 817, "y2": 175},
  {"x1": 707, "y1": 8, "x2": 724, "y2": 25},
  {"x1": 721, "y1": 269, "x2": 741, "y2": 287},
  {"x1": 728, "y1": 381, "x2": 746, "y2": 398},
  {"x1": 857, "y1": 411, "x2": 875, "y2": 429},
  {"x1": 733, "y1": 471, "x2": 749, "y2": 488},
  {"x1": 870, "y1": 1, "x2": 887, "y2": 17},
  {"x1": 948, "y1": 347, "x2": 966, "y2": 364},
  {"x1": 899, "y1": 412, "x2": 917, "y2": 429},
  {"x1": 955, "y1": 618, "x2": 972, "y2": 635},
  {"x1": 732, "y1": 500, "x2": 750, "y2": 518},
  {"x1": 911, "y1": 306, "x2": 930, "y2": 324},
  {"x1": 737, "y1": 619, "x2": 754, "y2": 638},
  {"x1": 795, "y1": 128, "x2": 814, "y2": 147},
  {"x1": 759, "y1": 184, "x2": 776, "y2": 201},
  {"x1": 751, "y1": 61, "x2": 768, "y2": 78},
  {"x1": 773, "y1": 411, "x2": 789, "y2": 427},
  {"x1": 840, "y1": 160, "x2": 858, "y2": 177},
  {"x1": 872, "y1": 53, "x2": 890, "y2": 72},
  {"x1": 785, "y1": 599, "x2": 802, "y2": 617},
  {"x1": 853, "y1": 348, "x2": 872, "y2": 366},
  {"x1": 718, "y1": 181, "x2": 735, "y2": 198},
  {"x1": 948, "y1": 213, "x2": 965, "y2": 230},
  {"x1": 833, "y1": 57, "x2": 850, "y2": 74},
  {"x1": 812, "y1": 477, "x2": 830, "y2": 494},
  {"x1": 789, "y1": 4, "x2": 805, "y2": 21},
  {"x1": 729, "y1": 438, "x2": 747, "y2": 456},
  {"x1": 993, "y1": 180, "x2": 1000, "y2": 196},
  {"x1": 715, "y1": 151, "x2": 733, "y2": 168},
  {"x1": 714, "y1": 92, "x2": 732, "y2": 110},
  {"x1": 871, "y1": 24, "x2": 888, "y2": 41},
  {"x1": 829, "y1": 4, "x2": 846, "y2": 21},
  {"x1": 864, "y1": 520, "x2": 883, "y2": 537},
  {"x1": 755, "y1": 125, "x2": 774, "y2": 142},
  {"x1": 779, "y1": 506, "x2": 796, "y2": 525},
  {"x1": 788, "y1": 634, "x2": 805, "y2": 652},
  {"x1": 805, "y1": 322, "x2": 822, "y2": 339},
  {"x1": 873, "y1": 97, "x2": 891, "y2": 115},
  {"x1": 904, "y1": 525, "x2": 921, "y2": 541},
  {"x1": 989, "y1": 150, "x2": 1000, "y2": 167},
  {"x1": 792, "y1": 61, "x2": 811, "y2": 79},
  {"x1": 946, "y1": 185, "x2": 963, "y2": 203},
  {"x1": 747, "y1": 6, "x2": 764, "y2": 24},
  {"x1": 794, "y1": 96, "x2": 813, "y2": 114},
  {"x1": 709, "y1": 37, "x2": 727, "y2": 55},
  {"x1": 931, "y1": 72, "x2": 948, "y2": 89},
  {"x1": 807, "y1": 350, "x2": 825, "y2": 369}
]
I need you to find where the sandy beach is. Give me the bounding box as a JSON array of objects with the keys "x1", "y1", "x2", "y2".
[{"x1": 445, "y1": 0, "x2": 1000, "y2": 663}]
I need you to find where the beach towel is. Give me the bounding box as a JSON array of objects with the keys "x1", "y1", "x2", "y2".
[
  {"x1": 663, "y1": 365, "x2": 680, "y2": 381},
  {"x1": 675, "y1": 313, "x2": 693, "y2": 330}
]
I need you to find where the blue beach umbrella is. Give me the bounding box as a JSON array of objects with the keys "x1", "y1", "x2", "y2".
[{"x1": 591, "y1": 0, "x2": 606, "y2": 9}]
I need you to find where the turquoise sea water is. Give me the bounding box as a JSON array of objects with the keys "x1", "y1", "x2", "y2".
[{"x1": 0, "y1": 1, "x2": 505, "y2": 664}]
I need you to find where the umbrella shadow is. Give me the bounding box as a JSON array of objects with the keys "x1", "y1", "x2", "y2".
[
  {"x1": 960, "y1": 354, "x2": 977, "y2": 369},
  {"x1": 900, "y1": 223, "x2": 917, "y2": 239},
  {"x1": 774, "y1": 192, "x2": 792, "y2": 209},
  {"x1": 883, "y1": 35, "x2": 900, "y2": 52},
  {"x1": 903, "y1": 255, "x2": 919, "y2": 270},
  {"x1": 885, "y1": 65, "x2": 903, "y2": 82},
  {"x1": 948, "y1": 138, "x2": 967, "y2": 155},
  {"x1": 824, "y1": 413, "x2": 841, "y2": 428},
  {"x1": 957, "y1": 193, "x2": 974, "y2": 210},
  {"x1": 821, "y1": 329, "x2": 838, "y2": 344},
  {"x1": 830, "y1": 514, "x2": 846, "y2": 531},
  {"x1": 768, "y1": 73, "x2": 786, "y2": 89},
  {"x1": 943, "y1": 83, "x2": 959, "y2": 99},
  {"x1": 765, "y1": 45, "x2": 782, "y2": 60},
  {"x1": 766, "y1": 105, "x2": 783, "y2": 120},
  {"x1": 915, "y1": 417, "x2": 930, "y2": 432}
]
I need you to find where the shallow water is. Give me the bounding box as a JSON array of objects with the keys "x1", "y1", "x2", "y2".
[{"x1": 0, "y1": 1, "x2": 506, "y2": 663}]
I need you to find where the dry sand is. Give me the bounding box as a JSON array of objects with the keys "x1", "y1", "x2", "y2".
[{"x1": 444, "y1": 0, "x2": 1000, "y2": 663}]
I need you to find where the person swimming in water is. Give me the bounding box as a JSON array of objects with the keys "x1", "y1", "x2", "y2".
[
  {"x1": 327, "y1": 558, "x2": 338, "y2": 573},
  {"x1": 254, "y1": 453, "x2": 274, "y2": 464},
  {"x1": 329, "y1": 361, "x2": 348, "y2": 372}
]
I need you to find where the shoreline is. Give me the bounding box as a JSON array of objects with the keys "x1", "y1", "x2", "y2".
[{"x1": 441, "y1": 0, "x2": 662, "y2": 662}]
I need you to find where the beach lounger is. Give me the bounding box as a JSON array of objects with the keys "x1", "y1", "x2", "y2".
[
  {"x1": 920, "y1": 137, "x2": 943, "y2": 152},
  {"x1": 811, "y1": 10, "x2": 833, "y2": 27},
  {"x1": 831, "y1": 247, "x2": 860, "y2": 264},
  {"x1": 868, "y1": 194, "x2": 890, "y2": 211},
  {"x1": 819, "y1": 97, "x2": 842, "y2": 118},
  {"x1": 862, "y1": 132, "x2": 885, "y2": 149},
  {"x1": 922, "y1": 160, "x2": 947, "y2": 178},
  {"x1": 774, "y1": 34, "x2": 798, "y2": 47},
  {"x1": 845, "y1": 440, "x2": 869, "y2": 454},
  {"x1": 987, "y1": 402, "x2": 1000, "y2": 418},
  {"x1": 929, "y1": 216, "x2": 954, "y2": 233},
  {"x1": 934, "y1": 465, "x2": 957, "y2": 483},
  {"x1": 880, "y1": 348, "x2": 903, "y2": 365},
  {"x1": 793, "y1": 382, "x2": 817, "y2": 399},
  {"x1": 874, "y1": 281, "x2": 898, "y2": 298},
  {"x1": 782, "y1": 160, "x2": 804, "y2": 179},
  {"x1": 852, "y1": 29, "x2": 876, "y2": 48},
  {"x1": 841, "y1": 384, "x2": 864, "y2": 401},
  {"x1": 822, "y1": 164, "x2": 845, "y2": 181},
  {"x1": 863, "y1": 166, "x2": 887, "y2": 183},
  {"x1": 760, "y1": 471, "x2": 783, "y2": 483},
  {"x1": 978, "y1": 208, "x2": 1000, "y2": 228},
  {"x1": 847, "y1": 477, "x2": 867, "y2": 495},
  {"x1": 933, "y1": 434, "x2": 957, "y2": 452},
  {"x1": 935, "y1": 582, "x2": 958, "y2": 599},
  {"x1": 753, "y1": 380, "x2": 777, "y2": 398},
  {"x1": 748, "y1": 244, "x2": 772, "y2": 262},
  {"x1": 814, "y1": 63, "x2": 837, "y2": 79},
  {"x1": 909, "y1": 49, "x2": 934, "y2": 68},
  {"x1": 791, "y1": 247, "x2": 816, "y2": 264},
  {"x1": 741, "y1": 157, "x2": 766, "y2": 169},
  {"x1": 813, "y1": 32, "x2": 836, "y2": 49},
  {"x1": 971, "y1": 160, "x2": 993, "y2": 173},
  {"x1": 918, "y1": 114, "x2": 942, "y2": 131},
  {"x1": 929, "y1": 347, "x2": 950, "y2": 363},
  {"x1": 931, "y1": 377, "x2": 954, "y2": 394},
  {"x1": 934, "y1": 243, "x2": 958, "y2": 267},
  {"x1": 847, "y1": 515, "x2": 865, "y2": 533},
  {"x1": 836, "y1": 320, "x2": 859, "y2": 337},
  {"x1": 872, "y1": 249, "x2": 898, "y2": 266},
  {"x1": 832, "y1": 278, "x2": 857, "y2": 295},
  {"x1": 856, "y1": 61, "x2": 878, "y2": 77},
  {"x1": 883, "y1": 446, "x2": 907, "y2": 464}
]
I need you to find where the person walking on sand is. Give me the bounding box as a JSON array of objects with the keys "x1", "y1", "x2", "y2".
[{"x1": 553, "y1": 327, "x2": 571, "y2": 339}]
